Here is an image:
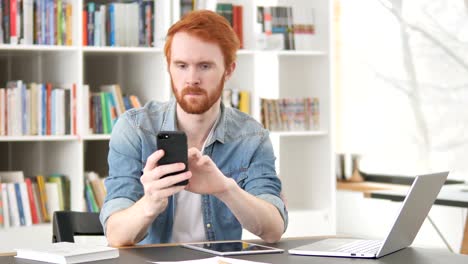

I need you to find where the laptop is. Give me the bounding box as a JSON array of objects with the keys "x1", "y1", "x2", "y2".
[{"x1": 289, "y1": 171, "x2": 449, "y2": 258}]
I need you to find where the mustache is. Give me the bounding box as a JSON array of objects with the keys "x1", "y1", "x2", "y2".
[{"x1": 181, "y1": 86, "x2": 207, "y2": 96}]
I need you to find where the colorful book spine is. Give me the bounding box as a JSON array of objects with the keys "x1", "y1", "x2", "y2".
[
  {"x1": 56, "y1": 0, "x2": 62, "y2": 45},
  {"x1": 7, "y1": 184, "x2": 20, "y2": 226},
  {"x1": 65, "y1": 1, "x2": 72, "y2": 45},
  {"x1": 19, "y1": 182, "x2": 33, "y2": 226},
  {"x1": 25, "y1": 178, "x2": 40, "y2": 224},
  {"x1": 100, "y1": 92, "x2": 109, "y2": 134},
  {"x1": 36, "y1": 175, "x2": 50, "y2": 222},
  {"x1": 82, "y1": 9, "x2": 87, "y2": 45},
  {"x1": 1, "y1": 184, "x2": 10, "y2": 228},
  {"x1": 108, "y1": 3, "x2": 115, "y2": 46},
  {"x1": 14, "y1": 183, "x2": 26, "y2": 226},
  {"x1": 3, "y1": 0, "x2": 10, "y2": 44},
  {"x1": 10, "y1": 0, "x2": 18, "y2": 44},
  {"x1": 46, "y1": 83, "x2": 52, "y2": 135},
  {"x1": 87, "y1": 2, "x2": 95, "y2": 46},
  {"x1": 85, "y1": 180, "x2": 99, "y2": 212},
  {"x1": 0, "y1": 185, "x2": 4, "y2": 227}
]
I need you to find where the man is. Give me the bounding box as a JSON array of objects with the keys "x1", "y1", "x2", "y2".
[{"x1": 100, "y1": 10, "x2": 287, "y2": 246}]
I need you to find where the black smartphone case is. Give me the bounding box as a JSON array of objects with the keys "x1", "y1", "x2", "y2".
[{"x1": 156, "y1": 131, "x2": 189, "y2": 186}]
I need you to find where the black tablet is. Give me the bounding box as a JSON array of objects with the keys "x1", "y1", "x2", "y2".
[{"x1": 182, "y1": 241, "x2": 284, "y2": 256}]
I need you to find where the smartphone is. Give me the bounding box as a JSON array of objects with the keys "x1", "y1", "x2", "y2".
[{"x1": 156, "y1": 131, "x2": 189, "y2": 186}]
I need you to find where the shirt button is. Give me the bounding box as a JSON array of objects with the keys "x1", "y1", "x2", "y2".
[{"x1": 206, "y1": 223, "x2": 211, "y2": 228}]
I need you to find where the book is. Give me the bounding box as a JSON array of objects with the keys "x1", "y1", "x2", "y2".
[
  {"x1": 25, "y1": 178, "x2": 40, "y2": 224},
  {"x1": 1, "y1": 184, "x2": 10, "y2": 228},
  {"x1": 7, "y1": 183, "x2": 20, "y2": 226},
  {"x1": 86, "y1": 172, "x2": 106, "y2": 209},
  {"x1": 15, "y1": 242, "x2": 119, "y2": 264},
  {"x1": 84, "y1": 179, "x2": 99, "y2": 212},
  {"x1": 36, "y1": 175, "x2": 50, "y2": 222},
  {"x1": 238, "y1": 90, "x2": 250, "y2": 114},
  {"x1": 45, "y1": 182, "x2": 61, "y2": 219},
  {"x1": 18, "y1": 182, "x2": 33, "y2": 226},
  {"x1": 47, "y1": 174, "x2": 70, "y2": 211},
  {"x1": 0, "y1": 184, "x2": 3, "y2": 227}
]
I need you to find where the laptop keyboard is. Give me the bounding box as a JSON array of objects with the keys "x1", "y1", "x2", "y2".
[{"x1": 334, "y1": 240, "x2": 383, "y2": 254}]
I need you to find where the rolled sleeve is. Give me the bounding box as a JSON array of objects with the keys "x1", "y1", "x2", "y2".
[
  {"x1": 256, "y1": 193, "x2": 288, "y2": 232},
  {"x1": 99, "y1": 198, "x2": 135, "y2": 235},
  {"x1": 101, "y1": 113, "x2": 146, "y2": 234},
  {"x1": 242, "y1": 131, "x2": 289, "y2": 232}
]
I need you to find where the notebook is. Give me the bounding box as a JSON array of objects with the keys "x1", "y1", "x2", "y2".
[
  {"x1": 289, "y1": 171, "x2": 449, "y2": 259},
  {"x1": 15, "y1": 242, "x2": 119, "y2": 264}
]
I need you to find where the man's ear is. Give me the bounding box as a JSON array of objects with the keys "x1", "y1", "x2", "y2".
[{"x1": 224, "y1": 62, "x2": 236, "y2": 81}]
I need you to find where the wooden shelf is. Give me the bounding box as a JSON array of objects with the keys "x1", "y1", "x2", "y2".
[
  {"x1": 337, "y1": 181, "x2": 408, "y2": 194},
  {"x1": 271, "y1": 131, "x2": 328, "y2": 137}
]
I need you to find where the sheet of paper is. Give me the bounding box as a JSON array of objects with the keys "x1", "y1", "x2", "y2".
[{"x1": 149, "y1": 256, "x2": 271, "y2": 264}]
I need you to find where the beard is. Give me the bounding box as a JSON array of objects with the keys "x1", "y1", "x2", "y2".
[{"x1": 171, "y1": 76, "x2": 224, "y2": 114}]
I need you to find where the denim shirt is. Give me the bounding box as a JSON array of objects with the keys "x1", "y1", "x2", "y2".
[{"x1": 100, "y1": 99, "x2": 288, "y2": 244}]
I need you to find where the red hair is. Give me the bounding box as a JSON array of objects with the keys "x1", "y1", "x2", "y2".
[{"x1": 164, "y1": 10, "x2": 240, "y2": 69}]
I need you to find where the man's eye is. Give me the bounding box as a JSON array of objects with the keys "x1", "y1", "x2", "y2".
[
  {"x1": 177, "y1": 64, "x2": 187, "y2": 69},
  {"x1": 200, "y1": 64, "x2": 211, "y2": 70}
]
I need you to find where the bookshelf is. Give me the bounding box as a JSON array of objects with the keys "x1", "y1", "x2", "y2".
[{"x1": 0, "y1": 0, "x2": 333, "y2": 251}]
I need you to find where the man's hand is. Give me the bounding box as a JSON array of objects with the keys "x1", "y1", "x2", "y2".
[
  {"x1": 140, "y1": 150, "x2": 192, "y2": 217},
  {"x1": 186, "y1": 147, "x2": 233, "y2": 195}
]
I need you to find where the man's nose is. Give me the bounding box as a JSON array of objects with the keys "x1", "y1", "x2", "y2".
[{"x1": 185, "y1": 68, "x2": 201, "y2": 86}]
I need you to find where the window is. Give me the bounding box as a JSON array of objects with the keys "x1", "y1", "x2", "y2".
[{"x1": 335, "y1": 0, "x2": 468, "y2": 179}]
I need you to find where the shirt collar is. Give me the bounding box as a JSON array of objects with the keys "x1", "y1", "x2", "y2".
[{"x1": 161, "y1": 98, "x2": 227, "y2": 145}]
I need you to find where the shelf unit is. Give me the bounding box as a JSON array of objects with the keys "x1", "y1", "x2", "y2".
[{"x1": 0, "y1": 0, "x2": 333, "y2": 251}]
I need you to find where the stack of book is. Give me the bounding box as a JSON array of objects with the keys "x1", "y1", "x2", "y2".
[
  {"x1": 82, "y1": 84, "x2": 142, "y2": 135},
  {"x1": 84, "y1": 171, "x2": 106, "y2": 213},
  {"x1": 215, "y1": 3, "x2": 244, "y2": 48},
  {"x1": 255, "y1": 5, "x2": 316, "y2": 50},
  {"x1": 260, "y1": 97, "x2": 320, "y2": 131},
  {"x1": 177, "y1": 1, "x2": 244, "y2": 49},
  {"x1": 0, "y1": 0, "x2": 74, "y2": 45},
  {"x1": 83, "y1": 1, "x2": 154, "y2": 47},
  {"x1": 222, "y1": 89, "x2": 250, "y2": 115},
  {"x1": 0, "y1": 81, "x2": 77, "y2": 136},
  {"x1": 0, "y1": 171, "x2": 70, "y2": 228}
]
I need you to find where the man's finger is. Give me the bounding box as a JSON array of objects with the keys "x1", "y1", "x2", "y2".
[
  {"x1": 153, "y1": 163, "x2": 186, "y2": 180},
  {"x1": 188, "y1": 147, "x2": 202, "y2": 160},
  {"x1": 144, "y1": 150, "x2": 164, "y2": 172},
  {"x1": 153, "y1": 171, "x2": 192, "y2": 189}
]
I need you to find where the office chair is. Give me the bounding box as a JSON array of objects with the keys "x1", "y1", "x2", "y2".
[{"x1": 52, "y1": 211, "x2": 104, "y2": 243}]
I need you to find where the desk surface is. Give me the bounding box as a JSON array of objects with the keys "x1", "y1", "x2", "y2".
[
  {"x1": 368, "y1": 184, "x2": 468, "y2": 208},
  {"x1": 5, "y1": 237, "x2": 468, "y2": 264}
]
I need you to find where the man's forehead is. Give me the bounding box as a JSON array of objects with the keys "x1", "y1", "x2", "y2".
[{"x1": 171, "y1": 32, "x2": 223, "y2": 62}]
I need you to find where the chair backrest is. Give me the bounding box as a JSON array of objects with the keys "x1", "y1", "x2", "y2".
[{"x1": 52, "y1": 211, "x2": 104, "y2": 243}]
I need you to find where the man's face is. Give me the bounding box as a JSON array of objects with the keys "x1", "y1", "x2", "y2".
[{"x1": 169, "y1": 32, "x2": 228, "y2": 114}]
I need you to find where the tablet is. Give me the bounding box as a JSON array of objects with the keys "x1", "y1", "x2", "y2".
[{"x1": 182, "y1": 241, "x2": 284, "y2": 256}]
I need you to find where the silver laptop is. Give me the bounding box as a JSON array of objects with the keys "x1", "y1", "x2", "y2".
[{"x1": 289, "y1": 171, "x2": 449, "y2": 258}]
